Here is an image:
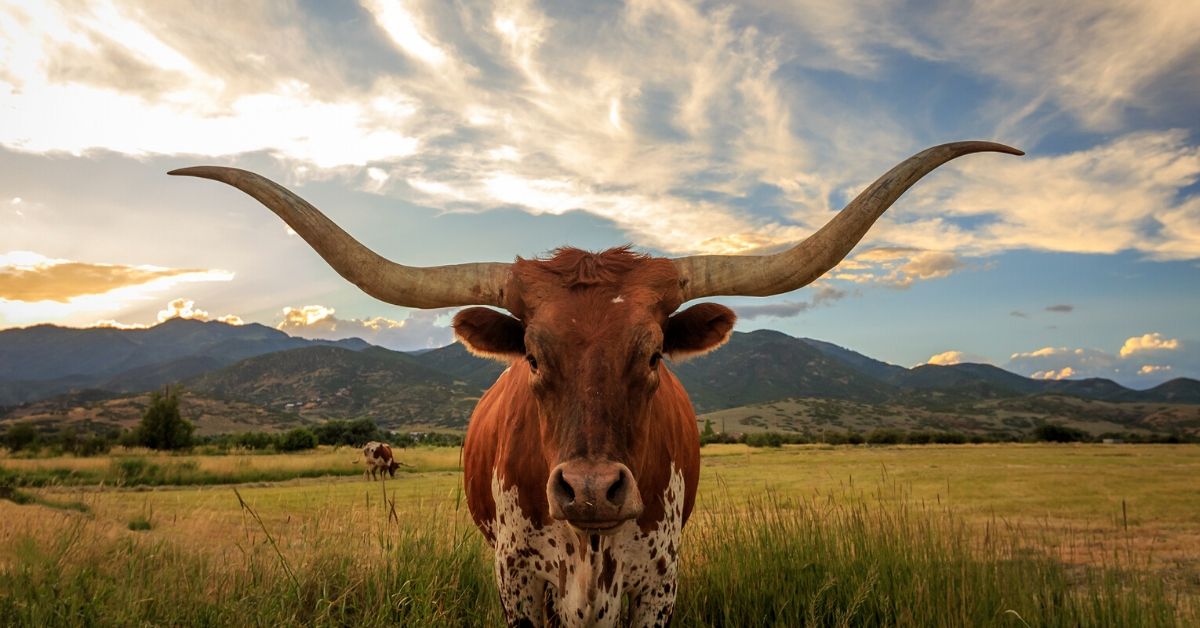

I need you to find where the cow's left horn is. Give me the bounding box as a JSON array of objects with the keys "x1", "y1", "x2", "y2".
[
  {"x1": 671, "y1": 141, "x2": 1022, "y2": 300},
  {"x1": 169, "y1": 167, "x2": 511, "y2": 308}
]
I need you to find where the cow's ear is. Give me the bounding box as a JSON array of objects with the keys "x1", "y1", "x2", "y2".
[
  {"x1": 663, "y1": 302, "x2": 736, "y2": 361},
  {"x1": 453, "y1": 307, "x2": 526, "y2": 361}
]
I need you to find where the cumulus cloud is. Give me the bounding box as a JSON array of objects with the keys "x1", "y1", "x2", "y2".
[
  {"x1": 84, "y1": 298, "x2": 243, "y2": 329},
  {"x1": 734, "y1": 284, "x2": 846, "y2": 320},
  {"x1": 1032, "y1": 367, "x2": 1076, "y2": 380},
  {"x1": 1119, "y1": 332, "x2": 1180, "y2": 357},
  {"x1": 275, "y1": 304, "x2": 455, "y2": 350},
  {"x1": 924, "y1": 350, "x2": 991, "y2": 366},
  {"x1": 1006, "y1": 333, "x2": 1196, "y2": 387},
  {"x1": 1137, "y1": 364, "x2": 1171, "y2": 376},
  {"x1": 155, "y1": 297, "x2": 243, "y2": 325},
  {"x1": 1045, "y1": 304, "x2": 1074, "y2": 313}
]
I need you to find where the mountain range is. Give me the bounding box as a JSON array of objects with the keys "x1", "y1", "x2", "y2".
[{"x1": 1, "y1": 319, "x2": 1197, "y2": 436}]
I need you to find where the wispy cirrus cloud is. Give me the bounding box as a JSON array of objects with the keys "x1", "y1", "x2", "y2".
[
  {"x1": 0, "y1": 251, "x2": 226, "y2": 303},
  {"x1": 0, "y1": 0, "x2": 1196, "y2": 272},
  {"x1": 834, "y1": 247, "x2": 969, "y2": 288},
  {"x1": 733, "y1": 284, "x2": 846, "y2": 320}
]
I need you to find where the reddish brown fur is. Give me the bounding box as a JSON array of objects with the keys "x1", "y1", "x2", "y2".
[{"x1": 459, "y1": 248, "x2": 730, "y2": 538}]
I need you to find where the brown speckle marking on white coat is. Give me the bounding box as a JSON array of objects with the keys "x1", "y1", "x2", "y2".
[{"x1": 489, "y1": 467, "x2": 686, "y2": 627}]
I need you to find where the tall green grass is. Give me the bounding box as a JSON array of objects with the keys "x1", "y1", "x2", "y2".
[
  {"x1": 1, "y1": 490, "x2": 1193, "y2": 626},
  {"x1": 675, "y1": 492, "x2": 1188, "y2": 626}
]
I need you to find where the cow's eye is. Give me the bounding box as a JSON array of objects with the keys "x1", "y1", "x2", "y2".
[
  {"x1": 649, "y1": 352, "x2": 662, "y2": 370},
  {"x1": 526, "y1": 354, "x2": 539, "y2": 373}
]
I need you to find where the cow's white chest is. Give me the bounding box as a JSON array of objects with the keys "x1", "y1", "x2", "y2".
[{"x1": 490, "y1": 466, "x2": 686, "y2": 627}]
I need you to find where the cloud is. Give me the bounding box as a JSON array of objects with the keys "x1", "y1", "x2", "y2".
[
  {"x1": 911, "y1": 0, "x2": 1200, "y2": 131},
  {"x1": 1032, "y1": 367, "x2": 1076, "y2": 380},
  {"x1": 1006, "y1": 333, "x2": 1196, "y2": 387},
  {"x1": 84, "y1": 298, "x2": 243, "y2": 329},
  {"x1": 275, "y1": 304, "x2": 455, "y2": 350},
  {"x1": 0, "y1": 251, "x2": 228, "y2": 303},
  {"x1": 834, "y1": 248, "x2": 968, "y2": 288},
  {"x1": 1045, "y1": 304, "x2": 1074, "y2": 313},
  {"x1": 0, "y1": 251, "x2": 233, "y2": 328},
  {"x1": 925, "y1": 350, "x2": 991, "y2": 366},
  {"x1": 1137, "y1": 364, "x2": 1171, "y2": 376},
  {"x1": 1010, "y1": 310, "x2": 1028, "y2": 318},
  {"x1": 0, "y1": 0, "x2": 1195, "y2": 266},
  {"x1": 155, "y1": 297, "x2": 243, "y2": 325},
  {"x1": 1119, "y1": 332, "x2": 1180, "y2": 357},
  {"x1": 734, "y1": 284, "x2": 846, "y2": 320},
  {"x1": 894, "y1": 131, "x2": 1200, "y2": 261}
]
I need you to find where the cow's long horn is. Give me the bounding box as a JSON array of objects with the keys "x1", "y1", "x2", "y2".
[
  {"x1": 672, "y1": 141, "x2": 1022, "y2": 300},
  {"x1": 169, "y1": 167, "x2": 511, "y2": 308}
]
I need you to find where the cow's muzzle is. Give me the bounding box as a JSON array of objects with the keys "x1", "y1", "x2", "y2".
[{"x1": 547, "y1": 459, "x2": 643, "y2": 530}]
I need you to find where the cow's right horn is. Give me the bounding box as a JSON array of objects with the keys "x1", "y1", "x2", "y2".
[
  {"x1": 671, "y1": 141, "x2": 1023, "y2": 301},
  {"x1": 169, "y1": 167, "x2": 511, "y2": 309}
]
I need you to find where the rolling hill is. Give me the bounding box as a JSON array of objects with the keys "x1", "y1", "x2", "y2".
[
  {"x1": 2, "y1": 321, "x2": 1198, "y2": 437},
  {"x1": 0, "y1": 318, "x2": 369, "y2": 405}
]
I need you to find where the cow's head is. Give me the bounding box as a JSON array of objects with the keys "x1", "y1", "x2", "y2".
[
  {"x1": 170, "y1": 141, "x2": 1021, "y2": 531},
  {"x1": 453, "y1": 248, "x2": 735, "y2": 528}
]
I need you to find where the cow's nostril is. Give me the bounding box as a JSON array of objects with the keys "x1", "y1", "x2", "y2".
[
  {"x1": 555, "y1": 470, "x2": 575, "y2": 503},
  {"x1": 606, "y1": 469, "x2": 625, "y2": 504}
]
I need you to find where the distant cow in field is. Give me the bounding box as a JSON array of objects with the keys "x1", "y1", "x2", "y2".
[{"x1": 362, "y1": 441, "x2": 401, "y2": 480}]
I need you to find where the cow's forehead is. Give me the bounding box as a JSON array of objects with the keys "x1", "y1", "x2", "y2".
[{"x1": 506, "y1": 248, "x2": 684, "y2": 321}]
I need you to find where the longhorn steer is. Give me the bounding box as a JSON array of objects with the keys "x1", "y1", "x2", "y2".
[
  {"x1": 171, "y1": 141, "x2": 1021, "y2": 626},
  {"x1": 362, "y1": 441, "x2": 401, "y2": 480}
]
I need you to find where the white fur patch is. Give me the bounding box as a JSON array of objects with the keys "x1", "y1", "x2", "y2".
[
  {"x1": 611, "y1": 295, "x2": 624, "y2": 303},
  {"x1": 489, "y1": 467, "x2": 686, "y2": 627}
]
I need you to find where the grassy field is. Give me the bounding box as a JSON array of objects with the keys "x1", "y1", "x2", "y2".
[{"x1": 1, "y1": 443, "x2": 1197, "y2": 625}]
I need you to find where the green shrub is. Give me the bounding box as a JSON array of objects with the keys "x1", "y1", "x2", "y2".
[
  {"x1": 277, "y1": 428, "x2": 318, "y2": 452},
  {"x1": 2, "y1": 423, "x2": 40, "y2": 452},
  {"x1": 745, "y1": 432, "x2": 785, "y2": 448},
  {"x1": 1033, "y1": 423, "x2": 1090, "y2": 443},
  {"x1": 866, "y1": 428, "x2": 903, "y2": 445}
]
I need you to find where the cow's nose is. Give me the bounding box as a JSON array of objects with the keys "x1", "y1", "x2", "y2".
[{"x1": 547, "y1": 460, "x2": 643, "y2": 527}]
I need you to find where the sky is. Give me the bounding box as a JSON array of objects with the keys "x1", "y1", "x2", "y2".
[{"x1": 1, "y1": 0, "x2": 1198, "y2": 388}]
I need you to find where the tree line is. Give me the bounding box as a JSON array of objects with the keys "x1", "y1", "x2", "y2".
[
  {"x1": 1, "y1": 387, "x2": 463, "y2": 456},
  {"x1": 699, "y1": 419, "x2": 1197, "y2": 447}
]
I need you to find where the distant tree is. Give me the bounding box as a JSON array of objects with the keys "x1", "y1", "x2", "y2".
[
  {"x1": 2, "y1": 423, "x2": 40, "y2": 452},
  {"x1": 702, "y1": 419, "x2": 715, "y2": 439},
  {"x1": 1032, "y1": 423, "x2": 1089, "y2": 443},
  {"x1": 133, "y1": 387, "x2": 194, "y2": 450},
  {"x1": 277, "y1": 428, "x2": 318, "y2": 452},
  {"x1": 745, "y1": 432, "x2": 784, "y2": 448},
  {"x1": 313, "y1": 418, "x2": 384, "y2": 446},
  {"x1": 347, "y1": 418, "x2": 383, "y2": 445},
  {"x1": 866, "y1": 428, "x2": 903, "y2": 445}
]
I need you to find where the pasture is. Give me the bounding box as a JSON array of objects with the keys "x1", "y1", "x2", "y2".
[{"x1": 1, "y1": 443, "x2": 1197, "y2": 626}]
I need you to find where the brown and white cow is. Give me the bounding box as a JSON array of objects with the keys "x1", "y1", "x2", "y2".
[
  {"x1": 362, "y1": 441, "x2": 401, "y2": 480},
  {"x1": 171, "y1": 141, "x2": 1020, "y2": 626}
]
